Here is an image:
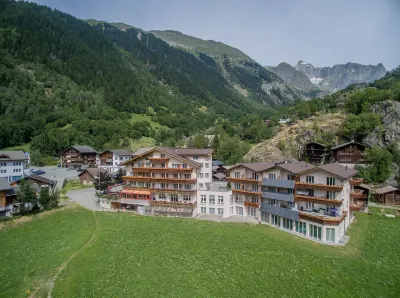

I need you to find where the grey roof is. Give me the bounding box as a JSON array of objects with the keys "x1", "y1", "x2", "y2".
[
  {"x1": 316, "y1": 163, "x2": 357, "y2": 179},
  {"x1": 165, "y1": 148, "x2": 213, "y2": 156},
  {"x1": 109, "y1": 149, "x2": 133, "y2": 156},
  {"x1": 212, "y1": 173, "x2": 226, "y2": 180},
  {"x1": 79, "y1": 167, "x2": 107, "y2": 178},
  {"x1": 26, "y1": 175, "x2": 56, "y2": 186},
  {"x1": 230, "y1": 162, "x2": 276, "y2": 172},
  {"x1": 132, "y1": 147, "x2": 153, "y2": 156},
  {"x1": 71, "y1": 146, "x2": 97, "y2": 153},
  {"x1": 6, "y1": 186, "x2": 19, "y2": 197},
  {"x1": 305, "y1": 141, "x2": 326, "y2": 147},
  {"x1": 0, "y1": 151, "x2": 29, "y2": 161},
  {"x1": 277, "y1": 161, "x2": 314, "y2": 174},
  {"x1": 374, "y1": 186, "x2": 398, "y2": 194},
  {"x1": 212, "y1": 160, "x2": 224, "y2": 166},
  {"x1": 331, "y1": 141, "x2": 368, "y2": 151},
  {"x1": 0, "y1": 177, "x2": 11, "y2": 191},
  {"x1": 359, "y1": 183, "x2": 372, "y2": 190}
]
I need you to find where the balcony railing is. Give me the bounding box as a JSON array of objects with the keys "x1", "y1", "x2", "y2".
[
  {"x1": 349, "y1": 178, "x2": 364, "y2": 186},
  {"x1": 124, "y1": 186, "x2": 196, "y2": 193},
  {"x1": 262, "y1": 191, "x2": 294, "y2": 202},
  {"x1": 299, "y1": 211, "x2": 347, "y2": 225},
  {"x1": 244, "y1": 201, "x2": 260, "y2": 208},
  {"x1": 232, "y1": 189, "x2": 261, "y2": 196},
  {"x1": 295, "y1": 195, "x2": 343, "y2": 206},
  {"x1": 227, "y1": 177, "x2": 261, "y2": 184},
  {"x1": 260, "y1": 203, "x2": 299, "y2": 221},
  {"x1": 295, "y1": 182, "x2": 343, "y2": 192},
  {"x1": 148, "y1": 157, "x2": 170, "y2": 162},
  {"x1": 131, "y1": 167, "x2": 193, "y2": 172},
  {"x1": 122, "y1": 176, "x2": 196, "y2": 184},
  {"x1": 150, "y1": 200, "x2": 196, "y2": 208},
  {"x1": 262, "y1": 178, "x2": 295, "y2": 189},
  {"x1": 350, "y1": 189, "x2": 367, "y2": 199}
]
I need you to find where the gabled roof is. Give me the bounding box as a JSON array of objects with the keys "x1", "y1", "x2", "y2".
[
  {"x1": 276, "y1": 161, "x2": 314, "y2": 174},
  {"x1": 0, "y1": 151, "x2": 29, "y2": 161},
  {"x1": 300, "y1": 163, "x2": 358, "y2": 180},
  {"x1": 26, "y1": 175, "x2": 56, "y2": 186},
  {"x1": 132, "y1": 147, "x2": 154, "y2": 156},
  {"x1": 122, "y1": 147, "x2": 201, "y2": 167},
  {"x1": 305, "y1": 141, "x2": 326, "y2": 147},
  {"x1": 105, "y1": 149, "x2": 133, "y2": 156},
  {"x1": 163, "y1": 148, "x2": 213, "y2": 156},
  {"x1": 70, "y1": 146, "x2": 97, "y2": 154},
  {"x1": 331, "y1": 141, "x2": 368, "y2": 151},
  {"x1": 0, "y1": 177, "x2": 11, "y2": 191},
  {"x1": 6, "y1": 186, "x2": 19, "y2": 197},
  {"x1": 374, "y1": 186, "x2": 398, "y2": 195},
  {"x1": 229, "y1": 162, "x2": 276, "y2": 173},
  {"x1": 78, "y1": 168, "x2": 107, "y2": 179}
]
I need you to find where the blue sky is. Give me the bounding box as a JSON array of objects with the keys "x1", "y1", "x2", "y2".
[{"x1": 32, "y1": 0, "x2": 400, "y2": 70}]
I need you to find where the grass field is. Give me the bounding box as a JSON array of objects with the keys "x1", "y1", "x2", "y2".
[
  {"x1": 1, "y1": 142, "x2": 30, "y2": 152},
  {"x1": 130, "y1": 113, "x2": 169, "y2": 130},
  {"x1": 0, "y1": 207, "x2": 399, "y2": 297}
]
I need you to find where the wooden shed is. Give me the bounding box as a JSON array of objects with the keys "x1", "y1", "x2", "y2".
[{"x1": 373, "y1": 186, "x2": 400, "y2": 205}]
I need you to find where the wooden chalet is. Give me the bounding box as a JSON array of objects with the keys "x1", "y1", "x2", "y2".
[
  {"x1": 331, "y1": 141, "x2": 368, "y2": 164},
  {"x1": 10, "y1": 174, "x2": 56, "y2": 191},
  {"x1": 373, "y1": 186, "x2": 400, "y2": 205},
  {"x1": 79, "y1": 168, "x2": 106, "y2": 185},
  {"x1": 61, "y1": 146, "x2": 97, "y2": 169},
  {"x1": 303, "y1": 142, "x2": 327, "y2": 164}
]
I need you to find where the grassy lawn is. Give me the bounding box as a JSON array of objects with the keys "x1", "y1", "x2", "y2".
[
  {"x1": 1, "y1": 207, "x2": 399, "y2": 297},
  {"x1": 1, "y1": 142, "x2": 30, "y2": 152},
  {"x1": 130, "y1": 113, "x2": 169, "y2": 130}
]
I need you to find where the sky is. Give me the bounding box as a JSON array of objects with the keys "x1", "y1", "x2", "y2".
[{"x1": 32, "y1": 0, "x2": 400, "y2": 70}]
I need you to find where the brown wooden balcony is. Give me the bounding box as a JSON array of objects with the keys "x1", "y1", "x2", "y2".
[
  {"x1": 350, "y1": 202, "x2": 364, "y2": 211},
  {"x1": 227, "y1": 177, "x2": 261, "y2": 184},
  {"x1": 299, "y1": 211, "x2": 347, "y2": 225},
  {"x1": 295, "y1": 182, "x2": 343, "y2": 192},
  {"x1": 148, "y1": 157, "x2": 170, "y2": 163},
  {"x1": 295, "y1": 195, "x2": 343, "y2": 206},
  {"x1": 124, "y1": 186, "x2": 196, "y2": 193},
  {"x1": 150, "y1": 200, "x2": 196, "y2": 208},
  {"x1": 350, "y1": 189, "x2": 367, "y2": 199},
  {"x1": 232, "y1": 189, "x2": 261, "y2": 197},
  {"x1": 122, "y1": 176, "x2": 196, "y2": 184},
  {"x1": 244, "y1": 201, "x2": 260, "y2": 208},
  {"x1": 349, "y1": 178, "x2": 364, "y2": 186},
  {"x1": 131, "y1": 167, "x2": 193, "y2": 172}
]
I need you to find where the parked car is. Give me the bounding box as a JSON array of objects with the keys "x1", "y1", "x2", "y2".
[
  {"x1": 34, "y1": 170, "x2": 46, "y2": 175},
  {"x1": 57, "y1": 164, "x2": 61, "y2": 167}
]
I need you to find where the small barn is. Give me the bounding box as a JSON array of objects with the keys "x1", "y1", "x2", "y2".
[
  {"x1": 79, "y1": 168, "x2": 106, "y2": 185},
  {"x1": 373, "y1": 186, "x2": 400, "y2": 205}
]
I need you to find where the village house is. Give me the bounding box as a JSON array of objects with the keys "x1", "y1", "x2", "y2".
[
  {"x1": 78, "y1": 168, "x2": 106, "y2": 185},
  {"x1": 330, "y1": 141, "x2": 368, "y2": 165},
  {"x1": 303, "y1": 142, "x2": 328, "y2": 164},
  {"x1": 10, "y1": 174, "x2": 56, "y2": 191},
  {"x1": 0, "y1": 151, "x2": 29, "y2": 182},
  {"x1": 61, "y1": 146, "x2": 97, "y2": 169},
  {"x1": 0, "y1": 178, "x2": 13, "y2": 217},
  {"x1": 98, "y1": 149, "x2": 133, "y2": 172},
  {"x1": 373, "y1": 186, "x2": 400, "y2": 205}
]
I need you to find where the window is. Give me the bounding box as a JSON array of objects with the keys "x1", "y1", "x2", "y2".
[
  {"x1": 184, "y1": 174, "x2": 191, "y2": 179},
  {"x1": 295, "y1": 221, "x2": 307, "y2": 235},
  {"x1": 271, "y1": 199, "x2": 277, "y2": 206},
  {"x1": 173, "y1": 174, "x2": 179, "y2": 178},
  {"x1": 13, "y1": 162, "x2": 22, "y2": 166},
  {"x1": 306, "y1": 202, "x2": 314, "y2": 210},
  {"x1": 201, "y1": 163, "x2": 204, "y2": 168},
  {"x1": 172, "y1": 164, "x2": 179, "y2": 168},
  {"x1": 287, "y1": 201, "x2": 295, "y2": 209},
  {"x1": 193, "y1": 156, "x2": 198, "y2": 160},
  {"x1": 251, "y1": 197, "x2": 259, "y2": 203},
  {"x1": 199, "y1": 183, "x2": 204, "y2": 189},
  {"x1": 326, "y1": 177, "x2": 336, "y2": 185},
  {"x1": 173, "y1": 184, "x2": 179, "y2": 189},
  {"x1": 0, "y1": 162, "x2": 6, "y2": 167},
  {"x1": 283, "y1": 218, "x2": 293, "y2": 230},
  {"x1": 287, "y1": 188, "x2": 294, "y2": 194},
  {"x1": 252, "y1": 173, "x2": 259, "y2": 180},
  {"x1": 182, "y1": 164, "x2": 188, "y2": 168},
  {"x1": 159, "y1": 194, "x2": 166, "y2": 200},
  {"x1": 205, "y1": 173, "x2": 209, "y2": 178},
  {"x1": 115, "y1": 157, "x2": 118, "y2": 160},
  {"x1": 201, "y1": 207, "x2": 207, "y2": 213},
  {"x1": 230, "y1": 195, "x2": 234, "y2": 204},
  {"x1": 234, "y1": 172, "x2": 240, "y2": 178},
  {"x1": 268, "y1": 187, "x2": 277, "y2": 192},
  {"x1": 306, "y1": 176, "x2": 314, "y2": 183},
  {"x1": 308, "y1": 189, "x2": 315, "y2": 196},
  {"x1": 261, "y1": 212, "x2": 269, "y2": 223},
  {"x1": 251, "y1": 185, "x2": 259, "y2": 192},
  {"x1": 161, "y1": 154, "x2": 165, "y2": 158},
  {"x1": 218, "y1": 196, "x2": 224, "y2": 205},
  {"x1": 272, "y1": 215, "x2": 280, "y2": 226},
  {"x1": 269, "y1": 173, "x2": 276, "y2": 179},
  {"x1": 199, "y1": 173, "x2": 204, "y2": 178},
  {"x1": 209, "y1": 195, "x2": 215, "y2": 205},
  {"x1": 0, "y1": 169, "x2": 6, "y2": 173},
  {"x1": 326, "y1": 191, "x2": 336, "y2": 200},
  {"x1": 247, "y1": 207, "x2": 256, "y2": 217},
  {"x1": 120, "y1": 157, "x2": 123, "y2": 160},
  {"x1": 209, "y1": 208, "x2": 215, "y2": 214},
  {"x1": 170, "y1": 194, "x2": 178, "y2": 202},
  {"x1": 205, "y1": 163, "x2": 209, "y2": 168},
  {"x1": 218, "y1": 208, "x2": 224, "y2": 215},
  {"x1": 326, "y1": 228, "x2": 335, "y2": 243},
  {"x1": 183, "y1": 195, "x2": 191, "y2": 202},
  {"x1": 236, "y1": 206, "x2": 243, "y2": 215},
  {"x1": 235, "y1": 196, "x2": 243, "y2": 204},
  {"x1": 201, "y1": 195, "x2": 206, "y2": 204},
  {"x1": 234, "y1": 183, "x2": 240, "y2": 190},
  {"x1": 309, "y1": 224, "x2": 322, "y2": 240}
]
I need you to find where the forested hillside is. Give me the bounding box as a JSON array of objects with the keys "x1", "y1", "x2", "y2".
[{"x1": 0, "y1": 0, "x2": 276, "y2": 162}]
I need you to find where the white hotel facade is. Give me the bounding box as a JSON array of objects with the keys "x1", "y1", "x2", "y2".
[{"x1": 106, "y1": 147, "x2": 365, "y2": 244}]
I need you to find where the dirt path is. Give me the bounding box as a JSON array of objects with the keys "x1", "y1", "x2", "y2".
[{"x1": 45, "y1": 211, "x2": 99, "y2": 298}]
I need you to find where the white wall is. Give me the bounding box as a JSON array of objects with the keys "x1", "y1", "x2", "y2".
[
  {"x1": 0, "y1": 160, "x2": 27, "y2": 182},
  {"x1": 197, "y1": 189, "x2": 231, "y2": 218}
]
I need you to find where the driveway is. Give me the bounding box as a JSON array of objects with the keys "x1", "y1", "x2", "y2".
[
  {"x1": 67, "y1": 188, "x2": 102, "y2": 211},
  {"x1": 30, "y1": 166, "x2": 79, "y2": 189}
]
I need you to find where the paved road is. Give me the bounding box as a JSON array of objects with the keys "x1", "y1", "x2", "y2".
[
  {"x1": 29, "y1": 166, "x2": 79, "y2": 189},
  {"x1": 67, "y1": 188, "x2": 102, "y2": 211}
]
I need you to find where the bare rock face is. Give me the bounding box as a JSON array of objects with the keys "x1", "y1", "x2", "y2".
[
  {"x1": 365, "y1": 101, "x2": 400, "y2": 147},
  {"x1": 294, "y1": 61, "x2": 387, "y2": 93}
]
